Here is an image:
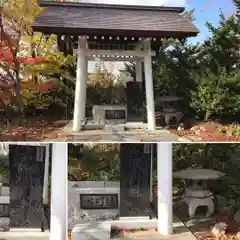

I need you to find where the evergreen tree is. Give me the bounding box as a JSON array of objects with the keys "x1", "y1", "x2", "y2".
[
  {"x1": 189, "y1": 5, "x2": 240, "y2": 120},
  {"x1": 201, "y1": 11, "x2": 240, "y2": 73}
]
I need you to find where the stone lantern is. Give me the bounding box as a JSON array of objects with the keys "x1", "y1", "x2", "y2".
[{"x1": 174, "y1": 169, "x2": 225, "y2": 218}]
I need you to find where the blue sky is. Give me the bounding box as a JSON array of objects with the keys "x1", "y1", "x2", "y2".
[
  {"x1": 84, "y1": 0, "x2": 236, "y2": 43},
  {"x1": 186, "y1": 0, "x2": 236, "y2": 44}
]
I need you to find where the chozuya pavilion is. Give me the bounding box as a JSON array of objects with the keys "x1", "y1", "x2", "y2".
[
  {"x1": 32, "y1": 1, "x2": 199, "y2": 132},
  {"x1": 0, "y1": 143, "x2": 67, "y2": 240}
]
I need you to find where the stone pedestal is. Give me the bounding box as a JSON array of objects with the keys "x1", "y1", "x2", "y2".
[
  {"x1": 72, "y1": 222, "x2": 111, "y2": 240},
  {"x1": 184, "y1": 196, "x2": 215, "y2": 218},
  {"x1": 183, "y1": 188, "x2": 215, "y2": 218},
  {"x1": 104, "y1": 124, "x2": 125, "y2": 134}
]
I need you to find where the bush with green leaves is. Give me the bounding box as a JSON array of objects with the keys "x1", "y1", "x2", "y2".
[
  {"x1": 68, "y1": 143, "x2": 120, "y2": 181},
  {"x1": 190, "y1": 69, "x2": 240, "y2": 120}
]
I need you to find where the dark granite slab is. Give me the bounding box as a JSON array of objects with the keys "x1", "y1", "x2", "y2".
[
  {"x1": 0, "y1": 204, "x2": 9, "y2": 218},
  {"x1": 9, "y1": 145, "x2": 45, "y2": 229},
  {"x1": 126, "y1": 81, "x2": 144, "y2": 118},
  {"x1": 120, "y1": 144, "x2": 151, "y2": 217}
]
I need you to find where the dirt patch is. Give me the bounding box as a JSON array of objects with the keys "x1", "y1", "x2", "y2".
[
  {"x1": 0, "y1": 118, "x2": 68, "y2": 141},
  {"x1": 172, "y1": 121, "x2": 240, "y2": 142}
]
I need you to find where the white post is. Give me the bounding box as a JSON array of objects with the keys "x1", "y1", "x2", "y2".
[
  {"x1": 157, "y1": 143, "x2": 173, "y2": 235},
  {"x1": 50, "y1": 143, "x2": 68, "y2": 240},
  {"x1": 136, "y1": 60, "x2": 142, "y2": 82},
  {"x1": 143, "y1": 39, "x2": 156, "y2": 131},
  {"x1": 73, "y1": 36, "x2": 88, "y2": 132},
  {"x1": 43, "y1": 144, "x2": 50, "y2": 204}
]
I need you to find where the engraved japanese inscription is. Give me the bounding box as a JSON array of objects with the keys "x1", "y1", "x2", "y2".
[
  {"x1": 105, "y1": 110, "x2": 126, "y2": 120},
  {"x1": 80, "y1": 194, "x2": 118, "y2": 209}
]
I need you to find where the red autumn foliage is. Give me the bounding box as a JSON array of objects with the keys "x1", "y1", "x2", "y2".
[
  {"x1": 37, "y1": 82, "x2": 58, "y2": 92},
  {"x1": 0, "y1": 32, "x2": 56, "y2": 97},
  {"x1": 0, "y1": 42, "x2": 48, "y2": 66}
]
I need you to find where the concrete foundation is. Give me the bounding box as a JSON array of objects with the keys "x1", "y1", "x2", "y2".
[
  {"x1": 60, "y1": 121, "x2": 189, "y2": 142},
  {"x1": 71, "y1": 216, "x2": 197, "y2": 240}
]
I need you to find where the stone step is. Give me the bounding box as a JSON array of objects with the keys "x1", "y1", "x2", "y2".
[{"x1": 72, "y1": 222, "x2": 111, "y2": 240}]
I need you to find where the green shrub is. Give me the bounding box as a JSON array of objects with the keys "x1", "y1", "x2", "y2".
[{"x1": 190, "y1": 70, "x2": 240, "y2": 120}]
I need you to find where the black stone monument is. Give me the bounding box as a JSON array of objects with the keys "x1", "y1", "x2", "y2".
[
  {"x1": 126, "y1": 82, "x2": 144, "y2": 119},
  {"x1": 9, "y1": 145, "x2": 46, "y2": 230},
  {"x1": 120, "y1": 143, "x2": 151, "y2": 217}
]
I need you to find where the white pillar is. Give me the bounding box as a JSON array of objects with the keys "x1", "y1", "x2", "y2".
[
  {"x1": 50, "y1": 143, "x2": 68, "y2": 240},
  {"x1": 136, "y1": 60, "x2": 142, "y2": 82},
  {"x1": 143, "y1": 40, "x2": 156, "y2": 131},
  {"x1": 43, "y1": 144, "x2": 50, "y2": 204},
  {"x1": 157, "y1": 143, "x2": 173, "y2": 235},
  {"x1": 73, "y1": 36, "x2": 88, "y2": 132}
]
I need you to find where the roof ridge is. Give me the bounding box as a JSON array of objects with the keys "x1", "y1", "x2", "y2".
[{"x1": 38, "y1": 1, "x2": 185, "y2": 13}]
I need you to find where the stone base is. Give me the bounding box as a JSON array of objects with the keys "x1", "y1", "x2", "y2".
[
  {"x1": 70, "y1": 216, "x2": 197, "y2": 240},
  {"x1": 61, "y1": 121, "x2": 187, "y2": 142},
  {"x1": 104, "y1": 124, "x2": 125, "y2": 134},
  {"x1": 161, "y1": 112, "x2": 183, "y2": 127},
  {"x1": 77, "y1": 119, "x2": 148, "y2": 131},
  {"x1": 72, "y1": 219, "x2": 157, "y2": 234},
  {"x1": 184, "y1": 197, "x2": 215, "y2": 218},
  {"x1": 79, "y1": 120, "x2": 105, "y2": 131},
  {"x1": 72, "y1": 222, "x2": 111, "y2": 240}
]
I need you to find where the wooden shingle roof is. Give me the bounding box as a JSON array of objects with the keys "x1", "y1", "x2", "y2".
[{"x1": 32, "y1": 2, "x2": 199, "y2": 38}]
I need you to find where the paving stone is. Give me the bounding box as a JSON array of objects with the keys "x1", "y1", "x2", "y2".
[
  {"x1": 104, "y1": 125, "x2": 125, "y2": 134},
  {"x1": 72, "y1": 222, "x2": 111, "y2": 240},
  {"x1": 57, "y1": 121, "x2": 194, "y2": 142}
]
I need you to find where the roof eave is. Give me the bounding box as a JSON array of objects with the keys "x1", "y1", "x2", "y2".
[
  {"x1": 37, "y1": 1, "x2": 185, "y2": 13},
  {"x1": 32, "y1": 25, "x2": 199, "y2": 38}
]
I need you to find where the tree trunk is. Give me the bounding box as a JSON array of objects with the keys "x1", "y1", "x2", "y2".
[{"x1": 14, "y1": 69, "x2": 25, "y2": 118}]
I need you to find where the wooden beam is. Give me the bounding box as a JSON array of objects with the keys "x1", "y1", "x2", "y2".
[
  {"x1": 135, "y1": 40, "x2": 144, "y2": 50},
  {"x1": 87, "y1": 56, "x2": 143, "y2": 62},
  {"x1": 84, "y1": 49, "x2": 156, "y2": 57}
]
